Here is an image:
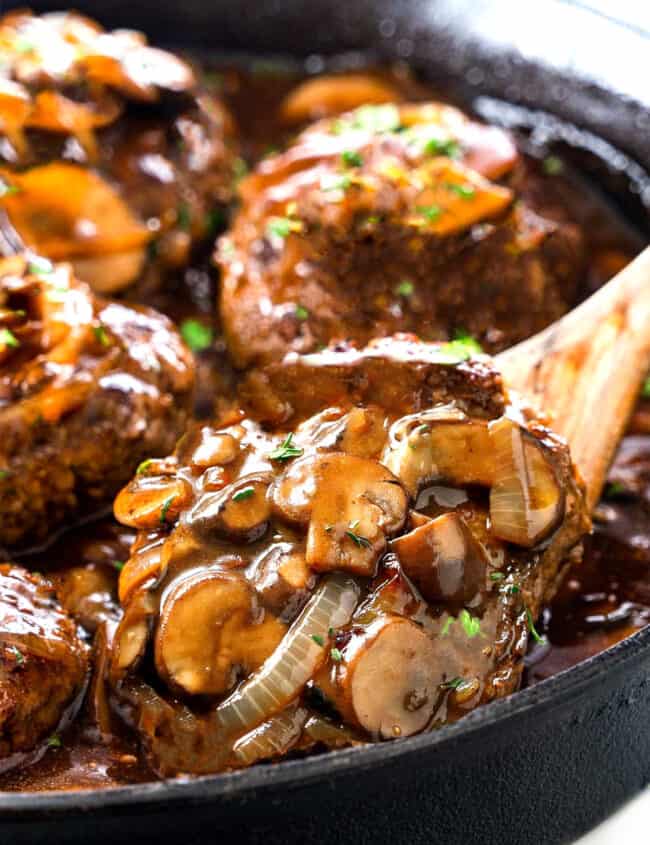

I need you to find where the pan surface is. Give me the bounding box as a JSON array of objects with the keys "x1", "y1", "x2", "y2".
[{"x1": 1, "y1": 2, "x2": 649, "y2": 843}]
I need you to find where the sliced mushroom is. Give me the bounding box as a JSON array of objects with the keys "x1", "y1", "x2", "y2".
[
  {"x1": 270, "y1": 454, "x2": 321, "y2": 526},
  {"x1": 190, "y1": 429, "x2": 240, "y2": 469},
  {"x1": 295, "y1": 406, "x2": 387, "y2": 458},
  {"x1": 391, "y1": 512, "x2": 487, "y2": 604},
  {"x1": 110, "y1": 588, "x2": 157, "y2": 679},
  {"x1": 187, "y1": 474, "x2": 272, "y2": 543},
  {"x1": 306, "y1": 454, "x2": 407, "y2": 577},
  {"x1": 324, "y1": 616, "x2": 439, "y2": 738},
  {"x1": 114, "y1": 475, "x2": 192, "y2": 530},
  {"x1": 252, "y1": 543, "x2": 315, "y2": 614},
  {"x1": 382, "y1": 407, "x2": 493, "y2": 497},
  {"x1": 280, "y1": 73, "x2": 401, "y2": 124},
  {"x1": 488, "y1": 417, "x2": 564, "y2": 547},
  {"x1": 154, "y1": 569, "x2": 285, "y2": 697}
]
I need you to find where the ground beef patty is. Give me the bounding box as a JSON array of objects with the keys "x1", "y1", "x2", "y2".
[
  {"x1": 0, "y1": 564, "x2": 88, "y2": 771},
  {"x1": 0, "y1": 9, "x2": 238, "y2": 295},
  {"x1": 218, "y1": 101, "x2": 583, "y2": 368},
  {"x1": 0, "y1": 253, "x2": 194, "y2": 550}
]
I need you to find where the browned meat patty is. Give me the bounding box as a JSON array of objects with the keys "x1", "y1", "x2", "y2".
[
  {"x1": 104, "y1": 336, "x2": 588, "y2": 775},
  {"x1": 0, "y1": 10, "x2": 238, "y2": 295},
  {"x1": 0, "y1": 254, "x2": 194, "y2": 549},
  {"x1": 218, "y1": 101, "x2": 584, "y2": 368},
  {"x1": 0, "y1": 563, "x2": 88, "y2": 771}
]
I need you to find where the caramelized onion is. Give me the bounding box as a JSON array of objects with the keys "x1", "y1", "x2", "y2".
[
  {"x1": 214, "y1": 574, "x2": 359, "y2": 738},
  {"x1": 488, "y1": 417, "x2": 564, "y2": 547},
  {"x1": 232, "y1": 704, "x2": 308, "y2": 767}
]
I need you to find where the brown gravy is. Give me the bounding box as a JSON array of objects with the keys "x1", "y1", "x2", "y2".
[{"x1": 1, "y1": 61, "x2": 648, "y2": 792}]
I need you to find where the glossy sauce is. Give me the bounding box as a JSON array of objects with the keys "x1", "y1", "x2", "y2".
[{"x1": 1, "y1": 61, "x2": 649, "y2": 791}]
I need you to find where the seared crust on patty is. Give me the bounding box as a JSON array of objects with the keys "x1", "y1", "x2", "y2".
[{"x1": 0, "y1": 254, "x2": 194, "y2": 549}]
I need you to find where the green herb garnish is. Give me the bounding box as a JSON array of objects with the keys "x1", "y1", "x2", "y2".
[
  {"x1": 205, "y1": 208, "x2": 226, "y2": 237},
  {"x1": 440, "y1": 616, "x2": 454, "y2": 636},
  {"x1": 267, "y1": 217, "x2": 293, "y2": 239},
  {"x1": 232, "y1": 486, "x2": 255, "y2": 502},
  {"x1": 0, "y1": 470, "x2": 9, "y2": 481},
  {"x1": 395, "y1": 280, "x2": 414, "y2": 297},
  {"x1": 47, "y1": 735, "x2": 62, "y2": 749},
  {"x1": 345, "y1": 527, "x2": 372, "y2": 549},
  {"x1": 489, "y1": 572, "x2": 505, "y2": 581},
  {"x1": 311, "y1": 634, "x2": 325, "y2": 647},
  {"x1": 159, "y1": 495, "x2": 176, "y2": 525},
  {"x1": 341, "y1": 150, "x2": 363, "y2": 168},
  {"x1": 0, "y1": 182, "x2": 20, "y2": 197},
  {"x1": 346, "y1": 104, "x2": 401, "y2": 134},
  {"x1": 543, "y1": 156, "x2": 564, "y2": 175},
  {"x1": 503, "y1": 584, "x2": 520, "y2": 596},
  {"x1": 423, "y1": 137, "x2": 461, "y2": 158},
  {"x1": 441, "y1": 677, "x2": 464, "y2": 690},
  {"x1": 459, "y1": 608, "x2": 482, "y2": 638},
  {"x1": 320, "y1": 173, "x2": 351, "y2": 192},
  {"x1": 268, "y1": 433, "x2": 304, "y2": 462},
  {"x1": 295, "y1": 304, "x2": 309, "y2": 321},
  {"x1": 113, "y1": 561, "x2": 125, "y2": 572},
  {"x1": 9, "y1": 645, "x2": 24, "y2": 665},
  {"x1": 642, "y1": 376, "x2": 650, "y2": 399},
  {"x1": 136, "y1": 459, "x2": 154, "y2": 475},
  {"x1": 526, "y1": 607, "x2": 546, "y2": 645},
  {"x1": 0, "y1": 328, "x2": 19, "y2": 348},
  {"x1": 27, "y1": 256, "x2": 53, "y2": 276},
  {"x1": 446, "y1": 182, "x2": 476, "y2": 199},
  {"x1": 180, "y1": 319, "x2": 213, "y2": 352},
  {"x1": 330, "y1": 647, "x2": 343, "y2": 662},
  {"x1": 177, "y1": 204, "x2": 191, "y2": 231},
  {"x1": 416, "y1": 204, "x2": 442, "y2": 222},
  {"x1": 604, "y1": 481, "x2": 626, "y2": 498},
  {"x1": 93, "y1": 325, "x2": 110, "y2": 346}
]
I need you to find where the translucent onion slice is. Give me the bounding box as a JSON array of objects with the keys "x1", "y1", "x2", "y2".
[
  {"x1": 214, "y1": 574, "x2": 359, "y2": 738},
  {"x1": 488, "y1": 417, "x2": 564, "y2": 547},
  {"x1": 232, "y1": 704, "x2": 308, "y2": 767}
]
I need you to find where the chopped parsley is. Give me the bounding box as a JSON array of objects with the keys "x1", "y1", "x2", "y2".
[
  {"x1": 526, "y1": 607, "x2": 546, "y2": 645},
  {"x1": 416, "y1": 204, "x2": 442, "y2": 222},
  {"x1": 395, "y1": 280, "x2": 414, "y2": 297},
  {"x1": 136, "y1": 459, "x2": 154, "y2": 475},
  {"x1": 642, "y1": 376, "x2": 650, "y2": 399},
  {"x1": 177, "y1": 204, "x2": 191, "y2": 231},
  {"x1": 0, "y1": 181, "x2": 20, "y2": 197},
  {"x1": 365, "y1": 215, "x2": 381, "y2": 225},
  {"x1": 344, "y1": 103, "x2": 401, "y2": 134},
  {"x1": 9, "y1": 645, "x2": 24, "y2": 665},
  {"x1": 180, "y1": 319, "x2": 213, "y2": 352},
  {"x1": 0, "y1": 470, "x2": 9, "y2": 481},
  {"x1": 604, "y1": 481, "x2": 626, "y2": 498},
  {"x1": 330, "y1": 647, "x2": 343, "y2": 662},
  {"x1": 294, "y1": 304, "x2": 309, "y2": 321},
  {"x1": 159, "y1": 495, "x2": 176, "y2": 525},
  {"x1": 440, "y1": 616, "x2": 454, "y2": 636},
  {"x1": 503, "y1": 584, "x2": 521, "y2": 596},
  {"x1": 232, "y1": 157, "x2": 249, "y2": 184},
  {"x1": 441, "y1": 677, "x2": 464, "y2": 690},
  {"x1": 320, "y1": 173, "x2": 351, "y2": 193},
  {"x1": 267, "y1": 217, "x2": 293, "y2": 239},
  {"x1": 311, "y1": 634, "x2": 325, "y2": 647},
  {"x1": 446, "y1": 182, "x2": 476, "y2": 199},
  {"x1": 93, "y1": 325, "x2": 110, "y2": 346},
  {"x1": 113, "y1": 561, "x2": 125, "y2": 572},
  {"x1": 341, "y1": 150, "x2": 363, "y2": 168},
  {"x1": 268, "y1": 433, "x2": 304, "y2": 462},
  {"x1": 0, "y1": 328, "x2": 19, "y2": 348},
  {"x1": 489, "y1": 572, "x2": 505, "y2": 581},
  {"x1": 431, "y1": 330, "x2": 484, "y2": 364},
  {"x1": 232, "y1": 486, "x2": 255, "y2": 502},
  {"x1": 543, "y1": 156, "x2": 564, "y2": 176},
  {"x1": 459, "y1": 608, "x2": 482, "y2": 638},
  {"x1": 47, "y1": 735, "x2": 63, "y2": 749},
  {"x1": 27, "y1": 256, "x2": 53, "y2": 276},
  {"x1": 423, "y1": 137, "x2": 461, "y2": 158}
]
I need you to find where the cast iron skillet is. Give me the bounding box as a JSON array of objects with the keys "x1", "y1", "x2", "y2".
[{"x1": 2, "y1": 2, "x2": 650, "y2": 843}]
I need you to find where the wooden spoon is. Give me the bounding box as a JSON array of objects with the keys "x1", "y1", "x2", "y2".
[{"x1": 496, "y1": 246, "x2": 650, "y2": 512}]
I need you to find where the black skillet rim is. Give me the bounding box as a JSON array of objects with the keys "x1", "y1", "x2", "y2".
[
  {"x1": 1, "y1": 0, "x2": 650, "y2": 818},
  {"x1": 2, "y1": 621, "x2": 649, "y2": 817}
]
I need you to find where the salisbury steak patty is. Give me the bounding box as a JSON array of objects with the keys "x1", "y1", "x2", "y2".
[
  {"x1": 0, "y1": 254, "x2": 194, "y2": 549},
  {"x1": 105, "y1": 337, "x2": 588, "y2": 775},
  {"x1": 218, "y1": 101, "x2": 583, "y2": 368},
  {"x1": 0, "y1": 9, "x2": 238, "y2": 294},
  {"x1": 0, "y1": 564, "x2": 88, "y2": 770}
]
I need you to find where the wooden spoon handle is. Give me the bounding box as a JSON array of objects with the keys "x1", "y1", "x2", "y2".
[{"x1": 496, "y1": 246, "x2": 650, "y2": 511}]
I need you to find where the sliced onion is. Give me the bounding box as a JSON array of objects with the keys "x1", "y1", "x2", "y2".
[
  {"x1": 214, "y1": 574, "x2": 359, "y2": 738},
  {"x1": 232, "y1": 704, "x2": 308, "y2": 767},
  {"x1": 488, "y1": 417, "x2": 564, "y2": 547}
]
